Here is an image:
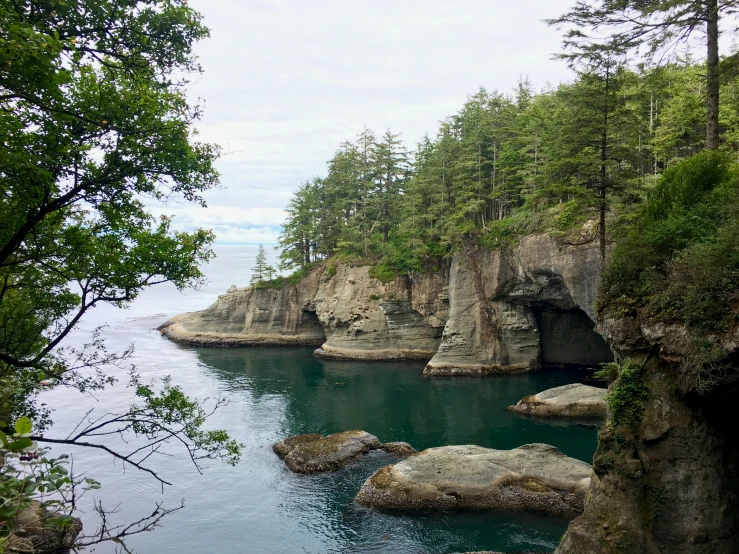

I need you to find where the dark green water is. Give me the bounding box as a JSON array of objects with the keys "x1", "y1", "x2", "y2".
[
  {"x1": 193, "y1": 347, "x2": 598, "y2": 554},
  {"x1": 199, "y1": 347, "x2": 598, "y2": 462},
  {"x1": 45, "y1": 247, "x2": 600, "y2": 553}
]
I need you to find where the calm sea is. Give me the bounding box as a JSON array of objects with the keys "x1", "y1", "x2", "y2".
[{"x1": 41, "y1": 245, "x2": 598, "y2": 554}]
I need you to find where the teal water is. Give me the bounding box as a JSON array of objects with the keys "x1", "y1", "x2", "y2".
[{"x1": 42, "y1": 246, "x2": 599, "y2": 554}]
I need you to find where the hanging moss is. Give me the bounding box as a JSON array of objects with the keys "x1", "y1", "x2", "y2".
[{"x1": 608, "y1": 360, "x2": 649, "y2": 431}]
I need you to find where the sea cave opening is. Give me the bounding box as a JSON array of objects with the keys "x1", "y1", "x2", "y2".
[{"x1": 533, "y1": 306, "x2": 613, "y2": 367}]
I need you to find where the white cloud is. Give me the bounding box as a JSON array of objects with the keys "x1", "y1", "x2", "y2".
[
  {"x1": 170, "y1": 0, "x2": 579, "y2": 241},
  {"x1": 204, "y1": 225, "x2": 281, "y2": 245}
]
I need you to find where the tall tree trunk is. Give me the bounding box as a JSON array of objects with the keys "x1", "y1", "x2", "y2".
[
  {"x1": 706, "y1": 0, "x2": 720, "y2": 150},
  {"x1": 600, "y1": 69, "x2": 610, "y2": 266},
  {"x1": 599, "y1": 185, "x2": 606, "y2": 265}
]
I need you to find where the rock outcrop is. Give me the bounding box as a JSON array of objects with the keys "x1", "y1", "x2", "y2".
[
  {"x1": 160, "y1": 264, "x2": 449, "y2": 360},
  {"x1": 312, "y1": 265, "x2": 448, "y2": 360},
  {"x1": 380, "y1": 442, "x2": 417, "y2": 458},
  {"x1": 272, "y1": 431, "x2": 381, "y2": 473},
  {"x1": 6, "y1": 502, "x2": 82, "y2": 553},
  {"x1": 555, "y1": 311, "x2": 739, "y2": 553},
  {"x1": 354, "y1": 444, "x2": 592, "y2": 518},
  {"x1": 424, "y1": 236, "x2": 612, "y2": 375},
  {"x1": 159, "y1": 266, "x2": 326, "y2": 346},
  {"x1": 160, "y1": 236, "x2": 613, "y2": 372},
  {"x1": 508, "y1": 384, "x2": 607, "y2": 419}
]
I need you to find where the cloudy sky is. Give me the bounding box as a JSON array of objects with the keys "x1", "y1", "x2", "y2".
[{"x1": 159, "y1": 0, "x2": 579, "y2": 245}]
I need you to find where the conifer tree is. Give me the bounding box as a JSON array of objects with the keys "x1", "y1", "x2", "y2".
[
  {"x1": 549, "y1": 0, "x2": 739, "y2": 150},
  {"x1": 251, "y1": 245, "x2": 269, "y2": 284}
]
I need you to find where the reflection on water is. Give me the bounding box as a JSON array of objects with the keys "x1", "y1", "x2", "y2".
[
  {"x1": 197, "y1": 346, "x2": 598, "y2": 460},
  {"x1": 38, "y1": 247, "x2": 598, "y2": 554}
]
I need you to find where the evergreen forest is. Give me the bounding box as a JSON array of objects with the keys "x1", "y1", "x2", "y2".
[{"x1": 277, "y1": 62, "x2": 739, "y2": 277}]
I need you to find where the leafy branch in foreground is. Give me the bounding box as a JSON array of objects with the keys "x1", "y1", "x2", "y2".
[
  {"x1": 33, "y1": 374, "x2": 242, "y2": 488},
  {"x1": 0, "y1": 0, "x2": 241, "y2": 551}
]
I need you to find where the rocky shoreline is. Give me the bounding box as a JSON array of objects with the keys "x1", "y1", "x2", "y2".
[{"x1": 157, "y1": 232, "x2": 739, "y2": 553}]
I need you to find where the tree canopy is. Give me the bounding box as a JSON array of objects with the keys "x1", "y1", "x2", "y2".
[
  {"x1": 548, "y1": 0, "x2": 739, "y2": 149},
  {"x1": 278, "y1": 59, "x2": 739, "y2": 277}
]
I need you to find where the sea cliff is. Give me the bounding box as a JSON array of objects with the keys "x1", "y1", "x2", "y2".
[{"x1": 159, "y1": 234, "x2": 613, "y2": 373}]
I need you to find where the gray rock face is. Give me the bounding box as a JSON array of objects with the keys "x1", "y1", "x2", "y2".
[
  {"x1": 354, "y1": 444, "x2": 592, "y2": 518},
  {"x1": 6, "y1": 501, "x2": 82, "y2": 553},
  {"x1": 508, "y1": 384, "x2": 607, "y2": 419},
  {"x1": 312, "y1": 266, "x2": 447, "y2": 360},
  {"x1": 161, "y1": 264, "x2": 449, "y2": 359},
  {"x1": 424, "y1": 236, "x2": 612, "y2": 375},
  {"x1": 158, "y1": 267, "x2": 326, "y2": 346},
  {"x1": 555, "y1": 302, "x2": 739, "y2": 553},
  {"x1": 273, "y1": 431, "x2": 381, "y2": 473}
]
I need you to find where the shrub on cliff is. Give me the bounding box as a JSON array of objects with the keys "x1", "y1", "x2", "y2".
[{"x1": 599, "y1": 151, "x2": 739, "y2": 334}]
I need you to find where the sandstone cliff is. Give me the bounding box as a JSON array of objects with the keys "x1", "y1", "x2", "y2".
[
  {"x1": 159, "y1": 235, "x2": 613, "y2": 372},
  {"x1": 424, "y1": 235, "x2": 612, "y2": 375}
]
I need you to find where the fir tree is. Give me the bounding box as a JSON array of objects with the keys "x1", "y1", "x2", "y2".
[{"x1": 251, "y1": 245, "x2": 269, "y2": 284}]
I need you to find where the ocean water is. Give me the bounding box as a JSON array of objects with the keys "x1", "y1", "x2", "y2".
[{"x1": 41, "y1": 245, "x2": 599, "y2": 554}]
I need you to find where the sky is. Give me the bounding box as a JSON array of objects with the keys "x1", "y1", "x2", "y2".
[{"x1": 154, "y1": 0, "x2": 579, "y2": 245}]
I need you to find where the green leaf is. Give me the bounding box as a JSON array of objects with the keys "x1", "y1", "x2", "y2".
[
  {"x1": 7, "y1": 438, "x2": 33, "y2": 452},
  {"x1": 14, "y1": 417, "x2": 32, "y2": 436}
]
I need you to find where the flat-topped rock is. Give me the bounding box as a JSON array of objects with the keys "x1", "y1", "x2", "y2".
[
  {"x1": 508, "y1": 383, "x2": 607, "y2": 419},
  {"x1": 273, "y1": 431, "x2": 381, "y2": 473},
  {"x1": 354, "y1": 444, "x2": 591, "y2": 518}
]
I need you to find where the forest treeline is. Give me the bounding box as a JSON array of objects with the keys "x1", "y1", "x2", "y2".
[{"x1": 278, "y1": 61, "x2": 739, "y2": 276}]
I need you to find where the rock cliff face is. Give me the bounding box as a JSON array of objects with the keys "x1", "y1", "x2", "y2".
[
  {"x1": 555, "y1": 312, "x2": 739, "y2": 554},
  {"x1": 159, "y1": 266, "x2": 326, "y2": 346},
  {"x1": 312, "y1": 265, "x2": 448, "y2": 360},
  {"x1": 159, "y1": 235, "x2": 613, "y2": 370},
  {"x1": 424, "y1": 235, "x2": 612, "y2": 375}
]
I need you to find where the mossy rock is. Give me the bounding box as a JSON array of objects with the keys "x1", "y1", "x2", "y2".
[
  {"x1": 272, "y1": 433, "x2": 323, "y2": 459},
  {"x1": 381, "y1": 442, "x2": 417, "y2": 458},
  {"x1": 273, "y1": 431, "x2": 381, "y2": 473}
]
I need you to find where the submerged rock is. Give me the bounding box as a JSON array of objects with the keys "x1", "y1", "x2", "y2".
[
  {"x1": 508, "y1": 383, "x2": 607, "y2": 419},
  {"x1": 273, "y1": 431, "x2": 381, "y2": 473},
  {"x1": 6, "y1": 501, "x2": 82, "y2": 553},
  {"x1": 355, "y1": 444, "x2": 591, "y2": 519},
  {"x1": 380, "y1": 442, "x2": 417, "y2": 458}
]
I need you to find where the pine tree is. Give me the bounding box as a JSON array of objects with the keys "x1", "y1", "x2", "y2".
[
  {"x1": 251, "y1": 245, "x2": 269, "y2": 284},
  {"x1": 544, "y1": 60, "x2": 640, "y2": 264},
  {"x1": 371, "y1": 130, "x2": 410, "y2": 243}
]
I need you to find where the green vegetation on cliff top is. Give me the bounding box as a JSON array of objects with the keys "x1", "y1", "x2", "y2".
[
  {"x1": 600, "y1": 151, "x2": 739, "y2": 335},
  {"x1": 278, "y1": 61, "x2": 739, "y2": 280}
]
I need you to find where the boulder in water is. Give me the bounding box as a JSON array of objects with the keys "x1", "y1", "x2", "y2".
[
  {"x1": 508, "y1": 383, "x2": 607, "y2": 419},
  {"x1": 273, "y1": 431, "x2": 381, "y2": 473},
  {"x1": 6, "y1": 501, "x2": 82, "y2": 553},
  {"x1": 355, "y1": 444, "x2": 591, "y2": 518},
  {"x1": 381, "y1": 442, "x2": 417, "y2": 458}
]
